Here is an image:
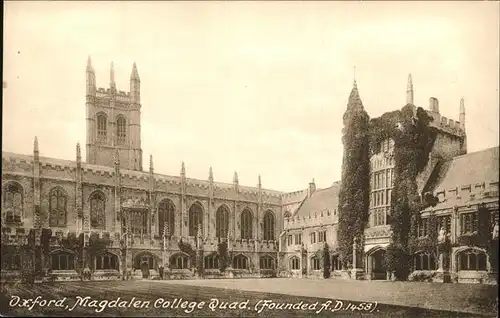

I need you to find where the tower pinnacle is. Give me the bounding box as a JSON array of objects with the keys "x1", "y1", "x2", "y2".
[
  {"x1": 131, "y1": 62, "x2": 140, "y2": 80},
  {"x1": 34, "y1": 136, "x2": 39, "y2": 154},
  {"x1": 87, "y1": 56, "x2": 94, "y2": 72},
  {"x1": 460, "y1": 97, "x2": 466, "y2": 129},
  {"x1": 406, "y1": 73, "x2": 414, "y2": 105},
  {"x1": 110, "y1": 62, "x2": 116, "y2": 89},
  {"x1": 76, "y1": 142, "x2": 81, "y2": 160}
]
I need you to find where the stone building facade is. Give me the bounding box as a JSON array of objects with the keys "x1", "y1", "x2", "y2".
[
  {"x1": 278, "y1": 75, "x2": 498, "y2": 284},
  {"x1": 1, "y1": 60, "x2": 498, "y2": 284},
  {"x1": 1, "y1": 59, "x2": 287, "y2": 282}
]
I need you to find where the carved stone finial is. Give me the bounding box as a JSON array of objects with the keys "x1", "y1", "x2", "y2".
[
  {"x1": 114, "y1": 148, "x2": 120, "y2": 165},
  {"x1": 197, "y1": 223, "x2": 202, "y2": 238},
  {"x1": 76, "y1": 142, "x2": 81, "y2": 160},
  {"x1": 163, "y1": 221, "x2": 170, "y2": 238},
  {"x1": 181, "y1": 161, "x2": 186, "y2": 175},
  {"x1": 233, "y1": 171, "x2": 239, "y2": 184},
  {"x1": 258, "y1": 175, "x2": 262, "y2": 188},
  {"x1": 209, "y1": 166, "x2": 213, "y2": 181},
  {"x1": 34, "y1": 136, "x2": 39, "y2": 153},
  {"x1": 149, "y1": 154, "x2": 153, "y2": 171}
]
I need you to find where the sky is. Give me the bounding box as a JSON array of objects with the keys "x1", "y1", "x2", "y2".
[{"x1": 3, "y1": 1, "x2": 499, "y2": 192}]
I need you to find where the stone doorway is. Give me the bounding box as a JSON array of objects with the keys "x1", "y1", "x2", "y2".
[{"x1": 369, "y1": 248, "x2": 387, "y2": 280}]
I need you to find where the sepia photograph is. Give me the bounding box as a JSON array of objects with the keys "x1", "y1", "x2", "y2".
[{"x1": 1, "y1": 1, "x2": 499, "y2": 317}]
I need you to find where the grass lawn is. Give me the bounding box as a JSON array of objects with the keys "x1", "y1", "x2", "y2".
[{"x1": 0, "y1": 279, "x2": 497, "y2": 317}]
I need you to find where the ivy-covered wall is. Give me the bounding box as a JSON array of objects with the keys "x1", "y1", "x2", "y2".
[
  {"x1": 371, "y1": 105, "x2": 439, "y2": 279},
  {"x1": 338, "y1": 86, "x2": 371, "y2": 268}
]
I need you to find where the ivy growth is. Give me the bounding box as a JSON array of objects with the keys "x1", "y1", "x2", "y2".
[
  {"x1": 217, "y1": 241, "x2": 229, "y2": 272},
  {"x1": 87, "y1": 232, "x2": 112, "y2": 270},
  {"x1": 338, "y1": 85, "x2": 371, "y2": 268},
  {"x1": 323, "y1": 243, "x2": 331, "y2": 279},
  {"x1": 381, "y1": 105, "x2": 439, "y2": 279},
  {"x1": 178, "y1": 239, "x2": 196, "y2": 263}
]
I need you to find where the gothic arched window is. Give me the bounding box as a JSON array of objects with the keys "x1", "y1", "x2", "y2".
[
  {"x1": 49, "y1": 188, "x2": 67, "y2": 227},
  {"x1": 170, "y1": 253, "x2": 190, "y2": 270},
  {"x1": 413, "y1": 252, "x2": 436, "y2": 271},
  {"x1": 458, "y1": 249, "x2": 487, "y2": 271},
  {"x1": 311, "y1": 256, "x2": 321, "y2": 270},
  {"x1": 95, "y1": 252, "x2": 119, "y2": 270},
  {"x1": 116, "y1": 117, "x2": 126, "y2": 145},
  {"x1": 51, "y1": 251, "x2": 75, "y2": 270},
  {"x1": 263, "y1": 210, "x2": 275, "y2": 241},
  {"x1": 188, "y1": 203, "x2": 203, "y2": 237},
  {"x1": 240, "y1": 209, "x2": 253, "y2": 240},
  {"x1": 216, "y1": 205, "x2": 230, "y2": 238},
  {"x1": 3, "y1": 182, "x2": 23, "y2": 224},
  {"x1": 290, "y1": 256, "x2": 300, "y2": 270},
  {"x1": 259, "y1": 255, "x2": 275, "y2": 270},
  {"x1": 204, "y1": 254, "x2": 219, "y2": 269},
  {"x1": 90, "y1": 192, "x2": 106, "y2": 229},
  {"x1": 158, "y1": 199, "x2": 175, "y2": 237},
  {"x1": 331, "y1": 255, "x2": 342, "y2": 271},
  {"x1": 97, "y1": 113, "x2": 107, "y2": 142},
  {"x1": 233, "y1": 254, "x2": 248, "y2": 269}
]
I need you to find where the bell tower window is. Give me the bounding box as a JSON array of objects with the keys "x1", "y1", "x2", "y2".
[
  {"x1": 116, "y1": 117, "x2": 126, "y2": 145},
  {"x1": 97, "y1": 114, "x2": 107, "y2": 143}
]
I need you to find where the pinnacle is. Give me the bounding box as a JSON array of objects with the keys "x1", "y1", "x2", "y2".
[
  {"x1": 34, "y1": 136, "x2": 39, "y2": 152},
  {"x1": 86, "y1": 56, "x2": 94, "y2": 72},
  {"x1": 131, "y1": 62, "x2": 140, "y2": 80}
]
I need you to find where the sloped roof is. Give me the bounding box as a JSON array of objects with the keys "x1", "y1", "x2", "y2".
[
  {"x1": 294, "y1": 182, "x2": 340, "y2": 218},
  {"x1": 431, "y1": 147, "x2": 499, "y2": 193}
]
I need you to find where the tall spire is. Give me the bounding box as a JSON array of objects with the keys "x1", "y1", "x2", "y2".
[
  {"x1": 86, "y1": 56, "x2": 94, "y2": 72},
  {"x1": 353, "y1": 66, "x2": 357, "y2": 88},
  {"x1": 209, "y1": 166, "x2": 213, "y2": 181},
  {"x1": 130, "y1": 62, "x2": 140, "y2": 80},
  {"x1": 346, "y1": 75, "x2": 363, "y2": 114},
  {"x1": 149, "y1": 155, "x2": 154, "y2": 172},
  {"x1": 406, "y1": 73, "x2": 414, "y2": 105},
  {"x1": 258, "y1": 174, "x2": 262, "y2": 188},
  {"x1": 110, "y1": 62, "x2": 116, "y2": 89},
  {"x1": 181, "y1": 161, "x2": 186, "y2": 176}
]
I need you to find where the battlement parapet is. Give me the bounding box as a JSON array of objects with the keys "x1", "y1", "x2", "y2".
[
  {"x1": 432, "y1": 180, "x2": 499, "y2": 206},
  {"x1": 284, "y1": 209, "x2": 336, "y2": 230},
  {"x1": 427, "y1": 111, "x2": 465, "y2": 137},
  {"x1": 282, "y1": 189, "x2": 308, "y2": 204}
]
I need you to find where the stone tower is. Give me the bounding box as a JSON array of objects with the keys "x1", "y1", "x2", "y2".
[{"x1": 85, "y1": 57, "x2": 143, "y2": 171}]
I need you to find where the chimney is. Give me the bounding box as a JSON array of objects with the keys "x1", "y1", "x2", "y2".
[{"x1": 429, "y1": 97, "x2": 440, "y2": 113}]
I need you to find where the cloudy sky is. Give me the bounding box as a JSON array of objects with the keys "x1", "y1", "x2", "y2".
[{"x1": 3, "y1": 1, "x2": 499, "y2": 192}]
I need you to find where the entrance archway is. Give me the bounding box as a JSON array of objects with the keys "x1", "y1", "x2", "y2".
[
  {"x1": 133, "y1": 252, "x2": 157, "y2": 279},
  {"x1": 367, "y1": 247, "x2": 387, "y2": 280}
]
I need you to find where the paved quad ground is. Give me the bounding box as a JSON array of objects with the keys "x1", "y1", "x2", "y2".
[{"x1": 0, "y1": 279, "x2": 497, "y2": 317}]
